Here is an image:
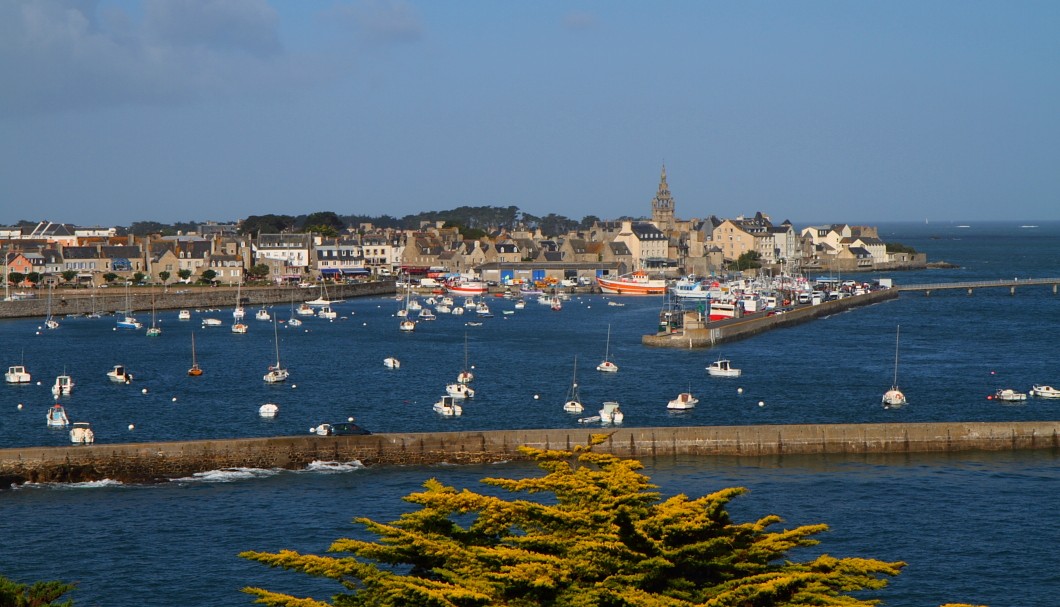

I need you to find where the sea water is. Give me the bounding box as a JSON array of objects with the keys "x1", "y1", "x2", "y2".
[{"x1": 1, "y1": 220, "x2": 1059, "y2": 606}]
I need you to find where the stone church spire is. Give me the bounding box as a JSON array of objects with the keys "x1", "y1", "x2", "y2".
[{"x1": 651, "y1": 165, "x2": 675, "y2": 231}]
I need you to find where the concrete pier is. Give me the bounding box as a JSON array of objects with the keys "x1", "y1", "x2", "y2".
[
  {"x1": 2, "y1": 421, "x2": 1057, "y2": 487},
  {"x1": 643, "y1": 288, "x2": 898, "y2": 349}
]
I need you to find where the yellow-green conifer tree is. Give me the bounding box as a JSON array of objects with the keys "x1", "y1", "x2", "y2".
[{"x1": 241, "y1": 437, "x2": 907, "y2": 606}]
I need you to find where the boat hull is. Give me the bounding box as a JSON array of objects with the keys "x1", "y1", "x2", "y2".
[{"x1": 597, "y1": 273, "x2": 667, "y2": 295}]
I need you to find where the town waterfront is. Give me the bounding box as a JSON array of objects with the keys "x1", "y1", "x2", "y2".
[{"x1": 2, "y1": 221, "x2": 1060, "y2": 606}]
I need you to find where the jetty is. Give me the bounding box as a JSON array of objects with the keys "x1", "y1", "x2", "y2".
[
  {"x1": 2, "y1": 422, "x2": 1058, "y2": 486},
  {"x1": 0, "y1": 280, "x2": 396, "y2": 320}
]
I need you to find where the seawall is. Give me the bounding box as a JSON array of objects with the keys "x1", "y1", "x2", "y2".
[
  {"x1": 0, "y1": 281, "x2": 397, "y2": 320},
  {"x1": 2, "y1": 421, "x2": 1057, "y2": 486},
  {"x1": 643, "y1": 288, "x2": 899, "y2": 348}
]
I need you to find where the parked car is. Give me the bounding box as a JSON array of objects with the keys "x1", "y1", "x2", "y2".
[{"x1": 312, "y1": 421, "x2": 372, "y2": 436}]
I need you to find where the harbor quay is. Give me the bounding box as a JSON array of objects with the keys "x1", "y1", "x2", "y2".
[
  {"x1": 643, "y1": 288, "x2": 899, "y2": 349},
  {"x1": 0, "y1": 280, "x2": 396, "y2": 320},
  {"x1": 2, "y1": 421, "x2": 1058, "y2": 486}
]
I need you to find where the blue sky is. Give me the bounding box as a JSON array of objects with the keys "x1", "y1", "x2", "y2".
[{"x1": 2, "y1": 0, "x2": 1058, "y2": 227}]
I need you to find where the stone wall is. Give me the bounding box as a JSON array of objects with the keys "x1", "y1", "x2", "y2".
[
  {"x1": 643, "y1": 288, "x2": 899, "y2": 349},
  {"x1": 2, "y1": 421, "x2": 1057, "y2": 487},
  {"x1": 0, "y1": 281, "x2": 396, "y2": 319}
]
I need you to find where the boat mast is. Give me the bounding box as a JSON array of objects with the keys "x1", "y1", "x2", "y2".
[{"x1": 893, "y1": 325, "x2": 901, "y2": 387}]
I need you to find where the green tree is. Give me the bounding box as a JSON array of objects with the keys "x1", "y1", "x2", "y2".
[
  {"x1": 733, "y1": 250, "x2": 762, "y2": 271},
  {"x1": 25, "y1": 272, "x2": 41, "y2": 286},
  {"x1": 158, "y1": 271, "x2": 171, "y2": 285},
  {"x1": 304, "y1": 225, "x2": 340, "y2": 238},
  {"x1": 579, "y1": 214, "x2": 601, "y2": 230},
  {"x1": 102, "y1": 273, "x2": 119, "y2": 284},
  {"x1": 886, "y1": 242, "x2": 918, "y2": 254},
  {"x1": 200, "y1": 269, "x2": 217, "y2": 283},
  {"x1": 301, "y1": 212, "x2": 345, "y2": 232},
  {"x1": 177, "y1": 269, "x2": 192, "y2": 282},
  {"x1": 241, "y1": 438, "x2": 905, "y2": 606},
  {"x1": 249, "y1": 264, "x2": 271, "y2": 280},
  {"x1": 0, "y1": 573, "x2": 76, "y2": 606},
  {"x1": 7, "y1": 272, "x2": 25, "y2": 287},
  {"x1": 60, "y1": 270, "x2": 77, "y2": 284},
  {"x1": 241, "y1": 214, "x2": 296, "y2": 236},
  {"x1": 132, "y1": 272, "x2": 146, "y2": 284}
]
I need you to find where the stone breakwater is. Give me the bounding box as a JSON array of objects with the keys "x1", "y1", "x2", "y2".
[
  {"x1": 643, "y1": 288, "x2": 899, "y2": 349},
  {"x1": 0, "y1": 281, "x2": 396, "y2": 320},
  {"x1": 2, "y1": 422, "x2": 1057, "y2": 487}
]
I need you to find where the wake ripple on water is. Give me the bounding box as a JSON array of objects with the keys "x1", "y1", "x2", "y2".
[{"x1": 303, "y1": 459, "x2": 365, "y2": 473}]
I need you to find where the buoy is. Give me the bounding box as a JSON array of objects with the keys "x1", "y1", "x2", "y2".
[
  {"x1": 991, "y1": 371, "x2": 996, "y2": 375},
  {"x1": 363, "y1": 322, "x2": 367, "y2": 326},
  {"x1": 36, "y1": 381, "x2": 41, "y2": 386},
  {"x1": 17, "y1": 403, "x2": 23, "y2": 410},
  {"x1": 171, "y1": 397, "x2": 177, "y2": 402},
  {"x1": 737, "y1": 387, "x2": 744, "y2": 394},
  {"x1": 347, "y1": 416, "x2": 354, "y2": 422},
  {"x1": 533, "y1": 394, "x2": 539, "y2": 400},
  {"x1": 758, "y1": 401, "x2": 765, "y2": 407},
  {"x1": 35, "y1": 331, "x2": 40, "y2": 335},
  {"x1": 141, "y1": 388, "x2": 148, "y2": 394},
  {"x1": 128, "y1": 424, "x2": 135, "y2": 430},
  {"x1": 291, "y1": 384, "x2": 297, "y2": 389}
]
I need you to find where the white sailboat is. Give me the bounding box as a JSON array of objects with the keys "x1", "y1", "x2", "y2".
[
  {"x1": 398, "y1": 281, "x2": 416, "y2": 332},
  {"x1": 563, "y1": 355, "x2": 583, "y2": 413},
  {"x1": 456, "y1": 333, "x2": 474, "y2": 384},
  {"x1": 43, "y1": 284, "x2": 59, "y2": 329},
  {"x1": 882, "y1": 325, "x2": 907, "y2": 408},
  {"x1": 232, "y1": 280, "x2": 248, "y2": 333},
  {"x1": 596, "y1": 324, "x2": 618, "y2": 372},
  {"x1": 116, "y1": 283, "x2": 142, "y2": 329},
  {"x1": 263, "y1": 317, "x2": 289, "y2": 383},
  {"x1": 146, "y1": 295, "x2": 161, "y2": 337}
]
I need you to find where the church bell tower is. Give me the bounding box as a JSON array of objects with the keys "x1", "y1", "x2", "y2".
[{"x1": 651, "y1": 165, "x2": 675, "y2": 231}]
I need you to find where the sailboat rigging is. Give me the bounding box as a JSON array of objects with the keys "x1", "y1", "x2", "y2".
[
  {"x1": 263, "y1": 317, "x2": 289, "y2": 383},
  {"x1": 146, "y1": 293, "x2": 161, "y2": 336},
  {"x1": 882, "y1": 325, "x2": 906, "y2": 408},
  {"x1": 188, "y1": 333, "x2": 203, "y2": 376},
  {"x1": 596, "y1": 324, "x2": 618, "y2": 372},
  {"x1": 563, "y1": 355, "x2": 583, "y2": 412},
  {"x1": 456, "y1": 333, "x2": 473, "y2": 384},
  {"x1": 44, "y1": 283, "x2": 59, "y2": 329}
]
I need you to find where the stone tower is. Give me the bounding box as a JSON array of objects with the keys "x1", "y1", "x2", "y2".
[{"x1": 650, "y1": 165, "x2": 675, "y2": 231}]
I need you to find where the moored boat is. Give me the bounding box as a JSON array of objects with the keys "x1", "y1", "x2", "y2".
[
  {"x1": 707, "y1": 359, "x2": 741, "y2": 377},
  {"x1": 51, "y1": 373, "x2": 74, "y2": 397},
  {"x1": 667, "y1": 391, "x2": 699, "y2": 410},
  {"x1": 46, "y1": 404, "x2": 69, "y2": 427},
  {"x1": 993, "y1": 388, "x2": 1027, "y2": 402},
  {"x1": 383, "y1": 357, "x2": 400, "y2": 369},
  {"x1": 69, "y1": 421, "x2": 95, "y2": 444},
  {"x1": 446, "y1": 279, "x2": 488, "y2": 297},
  {"x1": 599, "y1": 401, "x2": 624, "y2": 424},
  {"x1": 597, "y1": 270, "x2": 667, "y2": 295},
  {"x1": 432, "y1": 395, "x2": 462, "y2": 416},
  {"x1": 1030, "y1": 385, "x2": 1060, "y2": 398},
  {"x1": 5, "y1": 364, "x2": 31, "y2": 384},
  {"x1": 107, "y1": 364, "x2": 133, "y2": 383}
]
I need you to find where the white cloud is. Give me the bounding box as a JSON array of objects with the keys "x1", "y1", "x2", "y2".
[{"x1": 0, "y1": 0, "x2": 307, "y2": 115}]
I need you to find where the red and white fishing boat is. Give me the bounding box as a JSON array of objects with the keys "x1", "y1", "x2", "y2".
[
  {"x1": 597, "y1": 270, "x2": 667, "y2": 295},
  {"x1": 446, "y1": 278, "x2": 489, "y2": 296}
]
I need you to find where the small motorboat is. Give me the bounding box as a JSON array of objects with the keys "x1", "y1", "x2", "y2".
[
  {"x1": 51, "y1": 374, "x2": 74, "y2": 397},
  {"x1": 993, "y1": 388, "x2": 1028, "y2": 402},
  {"x1": 5, "y1": 364, "x2": 31, "y2": 384},
  {"x1": 255, "y1": 307, "x2": 271, "y2": 321},
  {"x1": 178, "y1": 309, "x2": 191, "y2": 320},
  {"x1": 1030, "y1": 385, "x2": 1060, "y2": 399},
  {"x1": 287, "y1": 316, "x2": 303, "y2": 327},
  {"x1": 667, "y1": 392, "x2": 699, "y2": 410},
  {"x1": 107, "y1": 365, "x2": 133, "y2": 384},
  {"x1": 296, "y1": 303, "x2": 316, "y2": 317},
  {"x1": 433, "y1": 395, "x2": 462, "y2": 416},
  {"x1": 70, "y1": 421, "x2": 95, "y2": 444},
  {"x1": 231, "y1": 322, "x2": 248, "y2": 334},
  {"x1": 201, "y1": 318, "x2": 223, "y2": 327},
  {"x1": 399, "y1": 319, "x2": 416, "y2": 332},
  {"x1": 258, "y1": 403, "x2": 279, "y2": 418},
  {"x1": 116, "y1": 316, "x2": 142, "y2": 330},
  {"x1": 707, "y1": 359, "x2": 741, "y2": 377},
  {"x1": 446, "y1": 383, "x2": 475, "y2": 399},
  {"x1": 599, "y1": 401, "x2": 624, "y2": 424},
  {"x1": 514, "y1": 300, "x2": 526, "y2": 310},
  {"x1": 46, "y1": 404, "x2": 69, "y2": 427},
  {"x1": 310, "y1": 420, "x2": 371, "y2": 435},
  {"x1": 318, "y1": 306, "x2": 337, "y2": 320},
  {"x1": 383, "y1": 357, "x2": 400, "y2": 369}
]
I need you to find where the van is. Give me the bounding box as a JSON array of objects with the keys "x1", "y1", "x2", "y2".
[{"x1": 419, "y1": 278, "x2": 440, "y2": 288}]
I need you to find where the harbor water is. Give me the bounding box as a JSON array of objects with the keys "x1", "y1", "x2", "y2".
[{"x1": 2, "y1": 220, "x2": 1059, "y2": 606}]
